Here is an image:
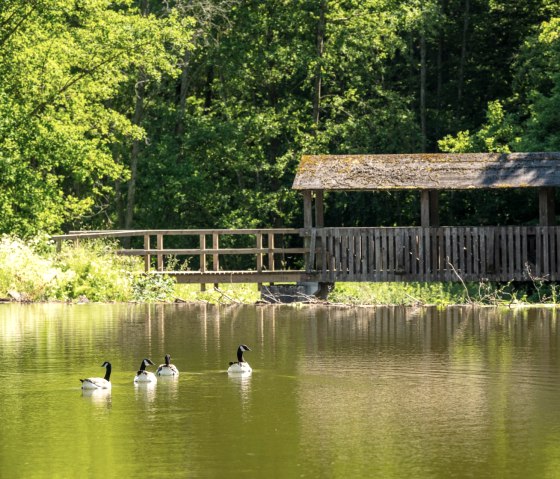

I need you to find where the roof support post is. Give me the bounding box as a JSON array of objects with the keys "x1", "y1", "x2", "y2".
[
  {"x1": 421, "y1": 190, "x2": 439, "y2": 227},
  {"x1": 303, "y1": 190, "x2": 313, "y2": 229},
  {"x1": 314, "y1": 190, "x2": 325, "y2": 272},
  {"x1": 315, "y1": 190, "x2": 324, "y2": 227},
  {"x1": 303, "y1": 190, "x2": 313, "y2": 274},
  {"x1": 539, "y1": 187, "x2": 556, "y2": 226}
]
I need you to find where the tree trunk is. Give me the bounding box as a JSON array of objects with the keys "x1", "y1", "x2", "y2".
[
  {"x1": 175, "y1": 49, "x2": 193, "y2": 138},
  {"x1": 124, "y1": 70, "x2": 146, "y2": 230},
  {"x1": 312, "y1": 1, "x2": 326, "y2": 127},
  {"x1": 124, "y1": 0, "x2": 148, "y2": 231},
  {"x1": 457, "y1": 0, "x2": 470, "y2": 105},
  {"x1": 420, "y1": 33, "x2": 427, "y2": 152}
]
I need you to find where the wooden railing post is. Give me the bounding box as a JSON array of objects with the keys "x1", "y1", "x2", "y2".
[
  {"x1": 144, "y1": 234, "x2": 151, "y2": 272},
  {"x1": 157, "y1": 234, "x2": 164, "y2": 271},
  {"x1": 200, "y1": 234, "x2": 206, "y2": 291},
  {"x1": 268, "y1": 233, "x2": 275, "y2": 286},
  {"x1": 256, "y1": 233, "x2": 263, "y2": 291},
  {"x1": 213, "y1": 232, "x2": 219, "y2": 290}
]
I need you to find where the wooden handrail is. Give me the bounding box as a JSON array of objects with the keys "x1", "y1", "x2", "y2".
[
  {"x1": 55, "y1": 228, "x2": 302, "y2": 240},
  {"x1": 53, "y1": 229, "x2": 308, "y2": 289}
]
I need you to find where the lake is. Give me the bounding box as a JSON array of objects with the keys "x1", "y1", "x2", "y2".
[{"x1": 1, "y1": 303, "x2": 560, "y2": 478}]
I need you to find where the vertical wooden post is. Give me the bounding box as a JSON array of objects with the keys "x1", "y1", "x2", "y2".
[
  {"x1": 303, "y1": 190, "x2": 313, "y2": 229},
  {"x1": 213, "y1": 233, "x2": 219, "y2": 290},
  {"x1": 200, "y1": 234, "x2": 206, "y2": 292},
  {"x1": 315, "y1": 190, "x2": 324, "y2": 227},
  {"x1": 421, "y1": 191, "x2": 430, "y2": 227},
  {"x1": 144, "y1": 234, "x2": 151, "y2": 272},
  {"x1": 539, "y1": 187, "x2": 556, "y2": 226},
  {"x1": 303, "y1": 190, "x2": 313, "y2": 272},
  {"x1": 430, "y1": 190, "x2": 439, "y2": 227},
  {"x1": 315, "y1": 190, "x2": 324, "y2": 271},
  {"x1": 421, "y1": 190, "x2": 439, "y2": 227},
  {"x1": 157, "y1": 234, "x2": 164, "y2": 271},
  {"x1": 268, "y1": 233, "x2": 275, "y2": 272},
  {"x1": 256, "y1": 233, "x2": 263, "y2": 292}
]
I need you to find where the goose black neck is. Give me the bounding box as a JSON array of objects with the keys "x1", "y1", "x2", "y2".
[
  {"x1": 139, "y1": 361, "x2": 147, "y2": 372},
  {"x1": 237, "y1": 348, "x2": 244, "y2": 363},
  {"x1": 104, "y1": 364, "x2": 112, "y2": 381},
  {"x1": 165, "y1": 355, "x2": 170, "y2": 366}
]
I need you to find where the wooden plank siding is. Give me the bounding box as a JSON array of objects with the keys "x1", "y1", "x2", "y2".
[{"x1": 315, "y1": 226, "x2": 560, "y2": 282}]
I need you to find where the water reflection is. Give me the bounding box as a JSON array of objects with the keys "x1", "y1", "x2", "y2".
[
  {"x1": 134, "y1": 381, "x2": 157, "y2": 403},
  {"x1": 156, "y1": 375, "x2": 180, "y2": 399},
  {"x1": 81, "y1": 388, "x2": 112, "y2": 409},
  {"x1": 2, "y1": 304, "x2": 560, "y2": 479},
  {"x1": 228, "y1": 371, "x2": 252, "y2": 394}
]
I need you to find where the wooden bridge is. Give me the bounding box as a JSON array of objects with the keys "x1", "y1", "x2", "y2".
[
  {"x1": 53, "y1": 152, "x2": 560, "y2": 290},
  {"x1": 52, "y1": 225, "x2": 560, "y2": 286}
]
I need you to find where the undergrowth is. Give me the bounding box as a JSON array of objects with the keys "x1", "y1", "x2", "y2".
[
  {"x1": 0, "y1": 235, "x2": 175, "y2": 302},
  {"x1": 328, "y1": 281, "x2": 560, "y2": 306}
]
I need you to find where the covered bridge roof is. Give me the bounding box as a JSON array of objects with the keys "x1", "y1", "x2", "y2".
[{"x1": 292, "y1": 152, "x2": 560, "y2": 191}]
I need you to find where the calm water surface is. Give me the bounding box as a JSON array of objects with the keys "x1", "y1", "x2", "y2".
[{"x1": 1, "y1": 304, "x2": 560, "y2": 478}]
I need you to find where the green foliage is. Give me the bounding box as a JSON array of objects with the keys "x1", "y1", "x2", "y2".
[
  {"x1": 0, "y1": 0, "x2": 193, "y2": 236},
  {"x1": 438, "y1": 101, "x2": 522, "y2": 153},
  {"x1": 0, "y1": 235, "x2": 64, "y2": 301},
  {"x1": 515, "y1": 18, "x2": 560, "y2": 151},
  {"x1": 132, "y1": 273, "x2": 176, "y2": 302},
  {"x1": 327, "y1": 281, "x2": 560, "y2": 306},
  {"x1": 54, "y1": 239, "x2": 142, "y2": 301},
  {"x1": 0, "y1": 236, "x2": 143, "y2": 302},
  {"x1": 2, "y1": 0, "x2": 560, "y2": 237}
]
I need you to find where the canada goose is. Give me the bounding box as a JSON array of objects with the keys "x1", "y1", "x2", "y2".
[
  {"x1": 134, "y1": 358, "x2": 157, "y2": 383},
  {"x1": 80, "y1": 361, "x2": 112, "y2": 389},
  {"x1": 227, "y1": 344, "x2": 252, "y2": 374},
  {"x1": 156, "y1": 354, "x2": 179, "y2": 377}
]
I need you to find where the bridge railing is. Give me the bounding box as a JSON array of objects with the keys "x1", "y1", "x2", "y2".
[
  {"x1": 53, "y1": 226, "x2": 560, "y2": 285},
  {"x1": 52, "y1": 229, "x2": 311, "y2": 286},
  {"x1": 311, "y1": 226, "x2": 560, "y2": 282}
]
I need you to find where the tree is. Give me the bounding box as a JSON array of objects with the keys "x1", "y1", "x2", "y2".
[{"x1": 0, "y1": 0, "x2": 192, "y2": 236}]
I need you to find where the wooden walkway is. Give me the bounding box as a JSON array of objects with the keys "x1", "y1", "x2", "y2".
[{"x1": 52, "y1": 226, "x2": 560, "y2": 284}]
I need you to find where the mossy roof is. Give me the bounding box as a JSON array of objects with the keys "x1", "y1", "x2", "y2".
[{"x1": 292, "y1": 152, "x2": 560, "y2": 190}]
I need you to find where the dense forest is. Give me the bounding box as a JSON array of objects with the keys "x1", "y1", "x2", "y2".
[{"x1": 2, "y1": 0, "x2": 560, "y2": 237}]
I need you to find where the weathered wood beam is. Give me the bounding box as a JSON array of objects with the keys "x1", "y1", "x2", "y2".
[
  {"x1": 315, "y1": 190, "x2": 324, "y2": 227},
  {"x1": 303, "y1": 190, "x2": 313, "y2": 229},
  {"x1": 164, "y1": 270, "x2": 313, "y2": 284},
  {"x1": 420, "y1": 190, "x2": 439, "y2": 227},
  {"x1": 293, "y1": 152, "x2": 560, "y2": 190},
  {"x1": 539, "y1": 187, "x2": 556, "y2": 226}
]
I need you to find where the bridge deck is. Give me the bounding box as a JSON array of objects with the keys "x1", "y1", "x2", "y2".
[{"x1": 155, "y1": 270, "x2": 313, "y2": 284}]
